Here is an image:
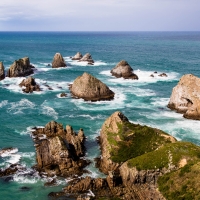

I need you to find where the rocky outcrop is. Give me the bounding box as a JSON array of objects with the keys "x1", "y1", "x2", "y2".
[
  {"x1": 31, "y1": 121, "x2": 87, "y2": 177},
  {"x1": 19, "y1": 76, "x2": 40, "y2": 93},
  {"x1": 111, "y1": 60, "x2": 138, "y2": 79},
  {"x1": 52, "y1": 53, "x2": 66, "y2": 68},
  {"x1": 72, "y1": 52, "x2": 83, "y2": 60},
  {"x1": 69, "y1": 72, "x2": 115, "y2": 101},
  {"x1": 7, "y1": 57, "x2": 34, "y2": 77},
  {"x1": 0, "y1": 164, "x2": 25, "y2": 177},
  {"x1": 79, "y1": 53, "x2": 94, "y2": 64},
  {"x1": 168, "y1": 74, "x2": 200, "y2": 120},
  {"x1": 0, "y1": 62, "x2": 5, "y2": 80}
]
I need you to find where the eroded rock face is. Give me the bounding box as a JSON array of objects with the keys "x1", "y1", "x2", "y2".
[
  {"x1": 7, "y1": 57, "x2": 34, "y2": 77},
  {"x1": 79, "y1": 53, "x2": 94, "y2": 64},
  {"x1": 168, "y1": 74, "x2": 200, "y2": 120},
  {"x1": 52, "y1": 53, "x2": 66, "y2": 68},
  {"x1": 19, "y1": 76, "x2": 40, "y2": 93},
  {"x1": 111, "y1": 60, "x2": 138, "y2": 79},
  {"x1": 69, "y1": 72, "x2": 115, "y2": 101},
  {"x1": 0, "y1": 62, "x2": 5, "y2": 81},
  {"x1": 72, "y1": 52, "x2": 83, "y2": 60},
  {"x1": 31, "y1": 121, "x2": 87, "y2": 177}
]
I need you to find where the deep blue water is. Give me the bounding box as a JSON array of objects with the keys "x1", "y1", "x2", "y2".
[{"x1": 0, "y1": 31, "x2": 200, "y2": 199}]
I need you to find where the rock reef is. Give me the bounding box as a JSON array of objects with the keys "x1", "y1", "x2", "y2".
[
  {"x1": 168, "y1": 74, "x2": 200, "y2": 120},
  {"x1": 7, "y1": 57, "x2": 34, "y2": 77},
  {"x1": 52, "y1": 53, "x2": 66, "y2": 68},
  {"x1": 111, "y1": 60, "x2": 138, "y2": 79},
  {"x1": 31, "y1": 121, "x2": 87, "y2": 177},
  {"x1": 0, "y1": 62, "x2": 5, "y2": 81},
  {"x1": 69, "y1": 72, "x2": 115, "y2": 101},
  {"x1": 19, "y1": 76, "x2": 40, "y2": 93}
]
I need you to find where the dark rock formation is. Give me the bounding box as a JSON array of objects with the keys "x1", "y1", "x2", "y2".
[
  {"x1": 7, "y1": 57, "x2": 34, "y2": 77},
  {"x1": 0, "y1": 164, "x2": 25, "y2": 177},
  {"x1": 111, "y1": 60, "x2": 138, "y2": 80},
  {"x1": 0, "y1": 62, "x2": 5, "y2": 81},
  {"x1": 72, "y1": 52, "x2": 83, "y2": 60},
  {"x1": 69, "y1": 72, "x2": 115, "y2": 101},
  {"x1": 168, "y1": 74, "x2": 200, "y2": 120},
  {"x1": 60, "y1": 93, "x2": 67, "y2": 97},
  {"x1": 52, "y1": 53, "x2": 66, "y2": 68},
  {"x1": 79, "y1": 53, "x2": 94, "y2": 64},
  {"x1": 19, "y1": 76, "x2": 40, "y2": 93},
  {"x1": 158, "y1": 73, "x2": 167, "y2": 77},
  {"x1": 31, "y1": 121, "x2": 88, "y2": 177}
]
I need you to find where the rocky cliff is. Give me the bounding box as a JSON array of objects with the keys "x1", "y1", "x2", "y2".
[
  {"x1": 168, "y1": 74, "x2": 200, "y2": 120},
  {"x1": 0, "y1": 62, "x2": 5, "y2": 80},
  {"x1": 52, "y1": 53, "x2": 66, "y2": 68},
  {"x1": 69, "y1": 72, "x2": 115, "y2": 101},
  {"x1": 31, "y1": 121, "x2": 87, "y2": 177},
  {"x1": 111, "y1": 60, "x2": 138, "y2": 79},
  {"x1": 7, "y1": 57, "x2": 34, "y2": 77}
]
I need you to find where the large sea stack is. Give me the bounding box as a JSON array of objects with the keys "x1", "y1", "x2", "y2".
[
  {"x1": 69, "y1": 72, "x2": 115, "y2": 101},
  {"x1": 72, "y1": 52, "x2": 83, "y2": 60},
  {"x1": 168, "y1": 74, "x2": 200, "y2": 120},
  {"x1": 52, "y1": 53, "x2": 66, "y2": 68},
  {"x1": 0, "y1": 62, "x2": 5, "y2": 80},
  {"x1": 32, "y1": 121, "x2": 87, "y2": 177},
  {"x1": 7, "y1": 57, "x2": 34, "y2": 77},
  {"x1": 111, "y1": 60, "x2": 138, "y2": 79}
]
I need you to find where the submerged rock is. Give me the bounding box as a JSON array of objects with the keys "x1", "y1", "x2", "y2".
[
  {"x1": 31, "y1": 121, "x2": 87, "y2": 177},
  {"x1": 52, "y1": 53, "x2": 66, "y2": 68},
  {"x1": 72, "y1": 52, "x2": 83, "y2": 60},
  {"x1": 19, "y1": 76, "x2": 40, "y2": 93},
  {"x1": 69, "y1": 72, "x2": 115, "y2": 101},
  {"x1": 7, "y1": 57, "x2": 34, "y2": 77},
  {"x1": 0, "y1": 62, "x2": 5, "y2": 81},
  {"x1": 111, "y1": 60, "x2": 138, "y2": 79},
  {"x1": 168, "y1": 74, "x2": 200, "y2": 120}
]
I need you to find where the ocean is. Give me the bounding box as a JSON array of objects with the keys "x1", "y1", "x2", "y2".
[{"x1": 0, "y1": 31, "x2": 200, "y2": 199}]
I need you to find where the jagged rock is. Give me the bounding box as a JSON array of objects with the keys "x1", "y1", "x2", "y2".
[
  {"x1": 69, "y1": 72, "x2": 115, "y2": 101},
  {"x1": 150, "y1": 74, "x2": 154, "y2": 77},
  {"x1": 111, "y1": 60, "x2": 138, "y2": 80},
  {"x1": 60, "y1": 93, "x2": 67, "y2": 97},
  {"x1": 19, "y1": 76, "x2": 40, "y2": 93},
  {"x1": 0, "y1": 164, "x2": 25, "y2": 177},
  {"x1": 0, "y1": 62, "x2": 5, "y2": 81},
  {"x1": 79, "y1": 53, "x2": 94, "y2": 64},
  {"x1": 52, "y1": 53, "x2": 66, "y2": 68},
  {"x1": 158, "y1": 73, "x2": 167, "y2": 77},
  {"x1": 31, "y1": 121, "x2": 87, "y2": 177},
  {"x1": 7, "y1": 57, "x2": 34, "y2": 77},
  {"x1": 72, "y1": 52, "x2": 83, "y2": 60},
  {"x1": 0, "y1": 147, "x2": 18, "y2": 156},
  {"x1": 168, "y1": 74, "x2": 200, "y2": 120}
]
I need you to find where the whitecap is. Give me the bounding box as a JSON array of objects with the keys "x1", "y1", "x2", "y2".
[
  {"x1": 0, "y1": 100, "x2": 8, "y2": 108},
  {"x1": 40, "y1": 105, "x2": 58, "y2": 120}
]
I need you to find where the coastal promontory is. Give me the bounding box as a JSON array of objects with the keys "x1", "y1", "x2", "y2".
[
  {"x1": 7, "y1": 57, "x2": 34, "y2": 77},
  {"x1": 111, "y1": 60, "x2": 138, "y2": 79},
  {"x1": 0, "y1": 62, "x2": 5, "y2": 80},
  {"x1": 52, "y1": 53, "x2": 66, "y2": 68},
  {"x1": 69, "y1": 72, "x2": 115, "y2": 101},
  {"x1": 168, "y1": 74, "x2": 200, "y2": 120}
]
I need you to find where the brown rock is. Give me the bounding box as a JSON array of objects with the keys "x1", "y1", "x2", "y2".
[
  {"x1": 69, "y1": 72, "x2": 115, "y2": 101},
  {"x1": 0, "y1": 62, "x2": 5, "y2": 81},
  {"x1": 72, "y1": 52, "x2": 83, "y2": 60},
  {"x1": 111, "y1": 60, "x2": 138, "y2": 80},
  {"x1": 19, "y1": 76, "x2": 40, "y2": 93},
  {"x1": 7, "y1": 57, "x2": 34, "y2": 77},
  {"x1": 60, "y1": 93, "x2": 67, "y2": 97},
  {"x1": 168, "y1": 74, "x2": 200, "y2": 120},
  {"x1": 52, "y1": 53, "x2": 66, "y2": 68},
  {"x1": 158, "y1": 73, "x2": 167, "y2": 77},
  {"x1": 0, "y1": 164, "x2": 24, "y2": 177},
  {"x1": 79, "y1": 53, "x2": 94, "y2": 64}
]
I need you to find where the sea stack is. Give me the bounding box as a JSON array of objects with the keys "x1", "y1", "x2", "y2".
[
  {"x1": 19, "y1": 76, "x2": 40, "y2": 93},
  {"x1": 69, "y1": 72, "x2": 115, "y2": 101},
  {"x1": 111, "y1": 60, "x2": 138, "y2": 79},
  {"x1": 52, "y1": 53, "x2": 66, "y2": 68},
  {"x1": 0, "y1": 62, "x2": 5, "y2": 80},
  {"x1": 7, "y1": 57, "x2": 34, "y2": 77},
  {"x1": 72, "y1": 52, "x2": 83, "y2": 60},
  {"x1": 79, "y1": 53, "x2": 94, "y2": 64},
  {"x1": 168, "y1": 74, "x2": 200, "y2": 120}
]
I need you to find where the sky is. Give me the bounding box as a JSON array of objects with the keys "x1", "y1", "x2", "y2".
[{"x1": 0, "y1": 0, "x2": 200, "y2": 31}]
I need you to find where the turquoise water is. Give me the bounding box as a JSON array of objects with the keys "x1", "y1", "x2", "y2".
[{"x1": 0, "y1": 32, "x2": 200, "y2": 199}]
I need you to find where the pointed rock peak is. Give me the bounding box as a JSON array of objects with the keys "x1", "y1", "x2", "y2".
[
  {"x1": 52, "y1": 53, "x2": 66, "y2": 68},
  {"x1": 117, "y1": 60, "x2": 130, "y2": 66},
  {"x1": 72, "y1": 52, "x2": 83, "y2": 60},
  {"x1": 0, "y1": 61, "x2": 5, "y2": 81}
]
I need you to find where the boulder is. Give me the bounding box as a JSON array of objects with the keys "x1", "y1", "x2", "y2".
[
  {"x1": 168, "y1": 74, "x2": 200, "y2": 120},
  {"x1": 79, "y1": 53, "x2": 94, "y2": 64},
  {"x1": 31, "y1": 121, "x2": 87, "y2": 177},
  {"x1": 0, "y1": 164, "x2": 25, "y2": 177},
  {"x1": 7, "y1": 57, "x2": 34, "y2": 77},
  {"x1": 110, "y1": 60, "x2": 138, "y2": 79},
  {"x1": 52, "y1": 53, "x2": 66, "y2": 68},
  {"x1": 19, "y1": 76, "x2": 40, "y2": 93},
  {"x1": 69, "y1": 72, "x2": 115, "y2": 101},
  {"x1": 0, "y1": 62, "x2": 5, "y2": 81},
  {"x1": 158, "y1": 73, "x2": 167, "y2": 77},
  {"x1": 72, "y1": 52, "x2": 83, "y2": 60},
  {"x1": 60, "y1": 93, "x2": 67, "y2": 97}
]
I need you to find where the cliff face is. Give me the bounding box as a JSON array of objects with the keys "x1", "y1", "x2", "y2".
[
  {"x1": 168, "y1": 74, "x2": 200, "y2": 120},
  {"x1": 0, "y1": 62, "x2": 5, "y2": 81},
  {"x1": 7, "y1": 57, "x2": 34, "y2": 77},
  {"x1": 70, "y1": 72, "x2": 115, "y2": 101},
  {"x1": 32, "y1": 121, "x2": 87, "y2": 177},
  {"x1": 52, "y1": 53, "x2": 66, "y2": 68}
]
